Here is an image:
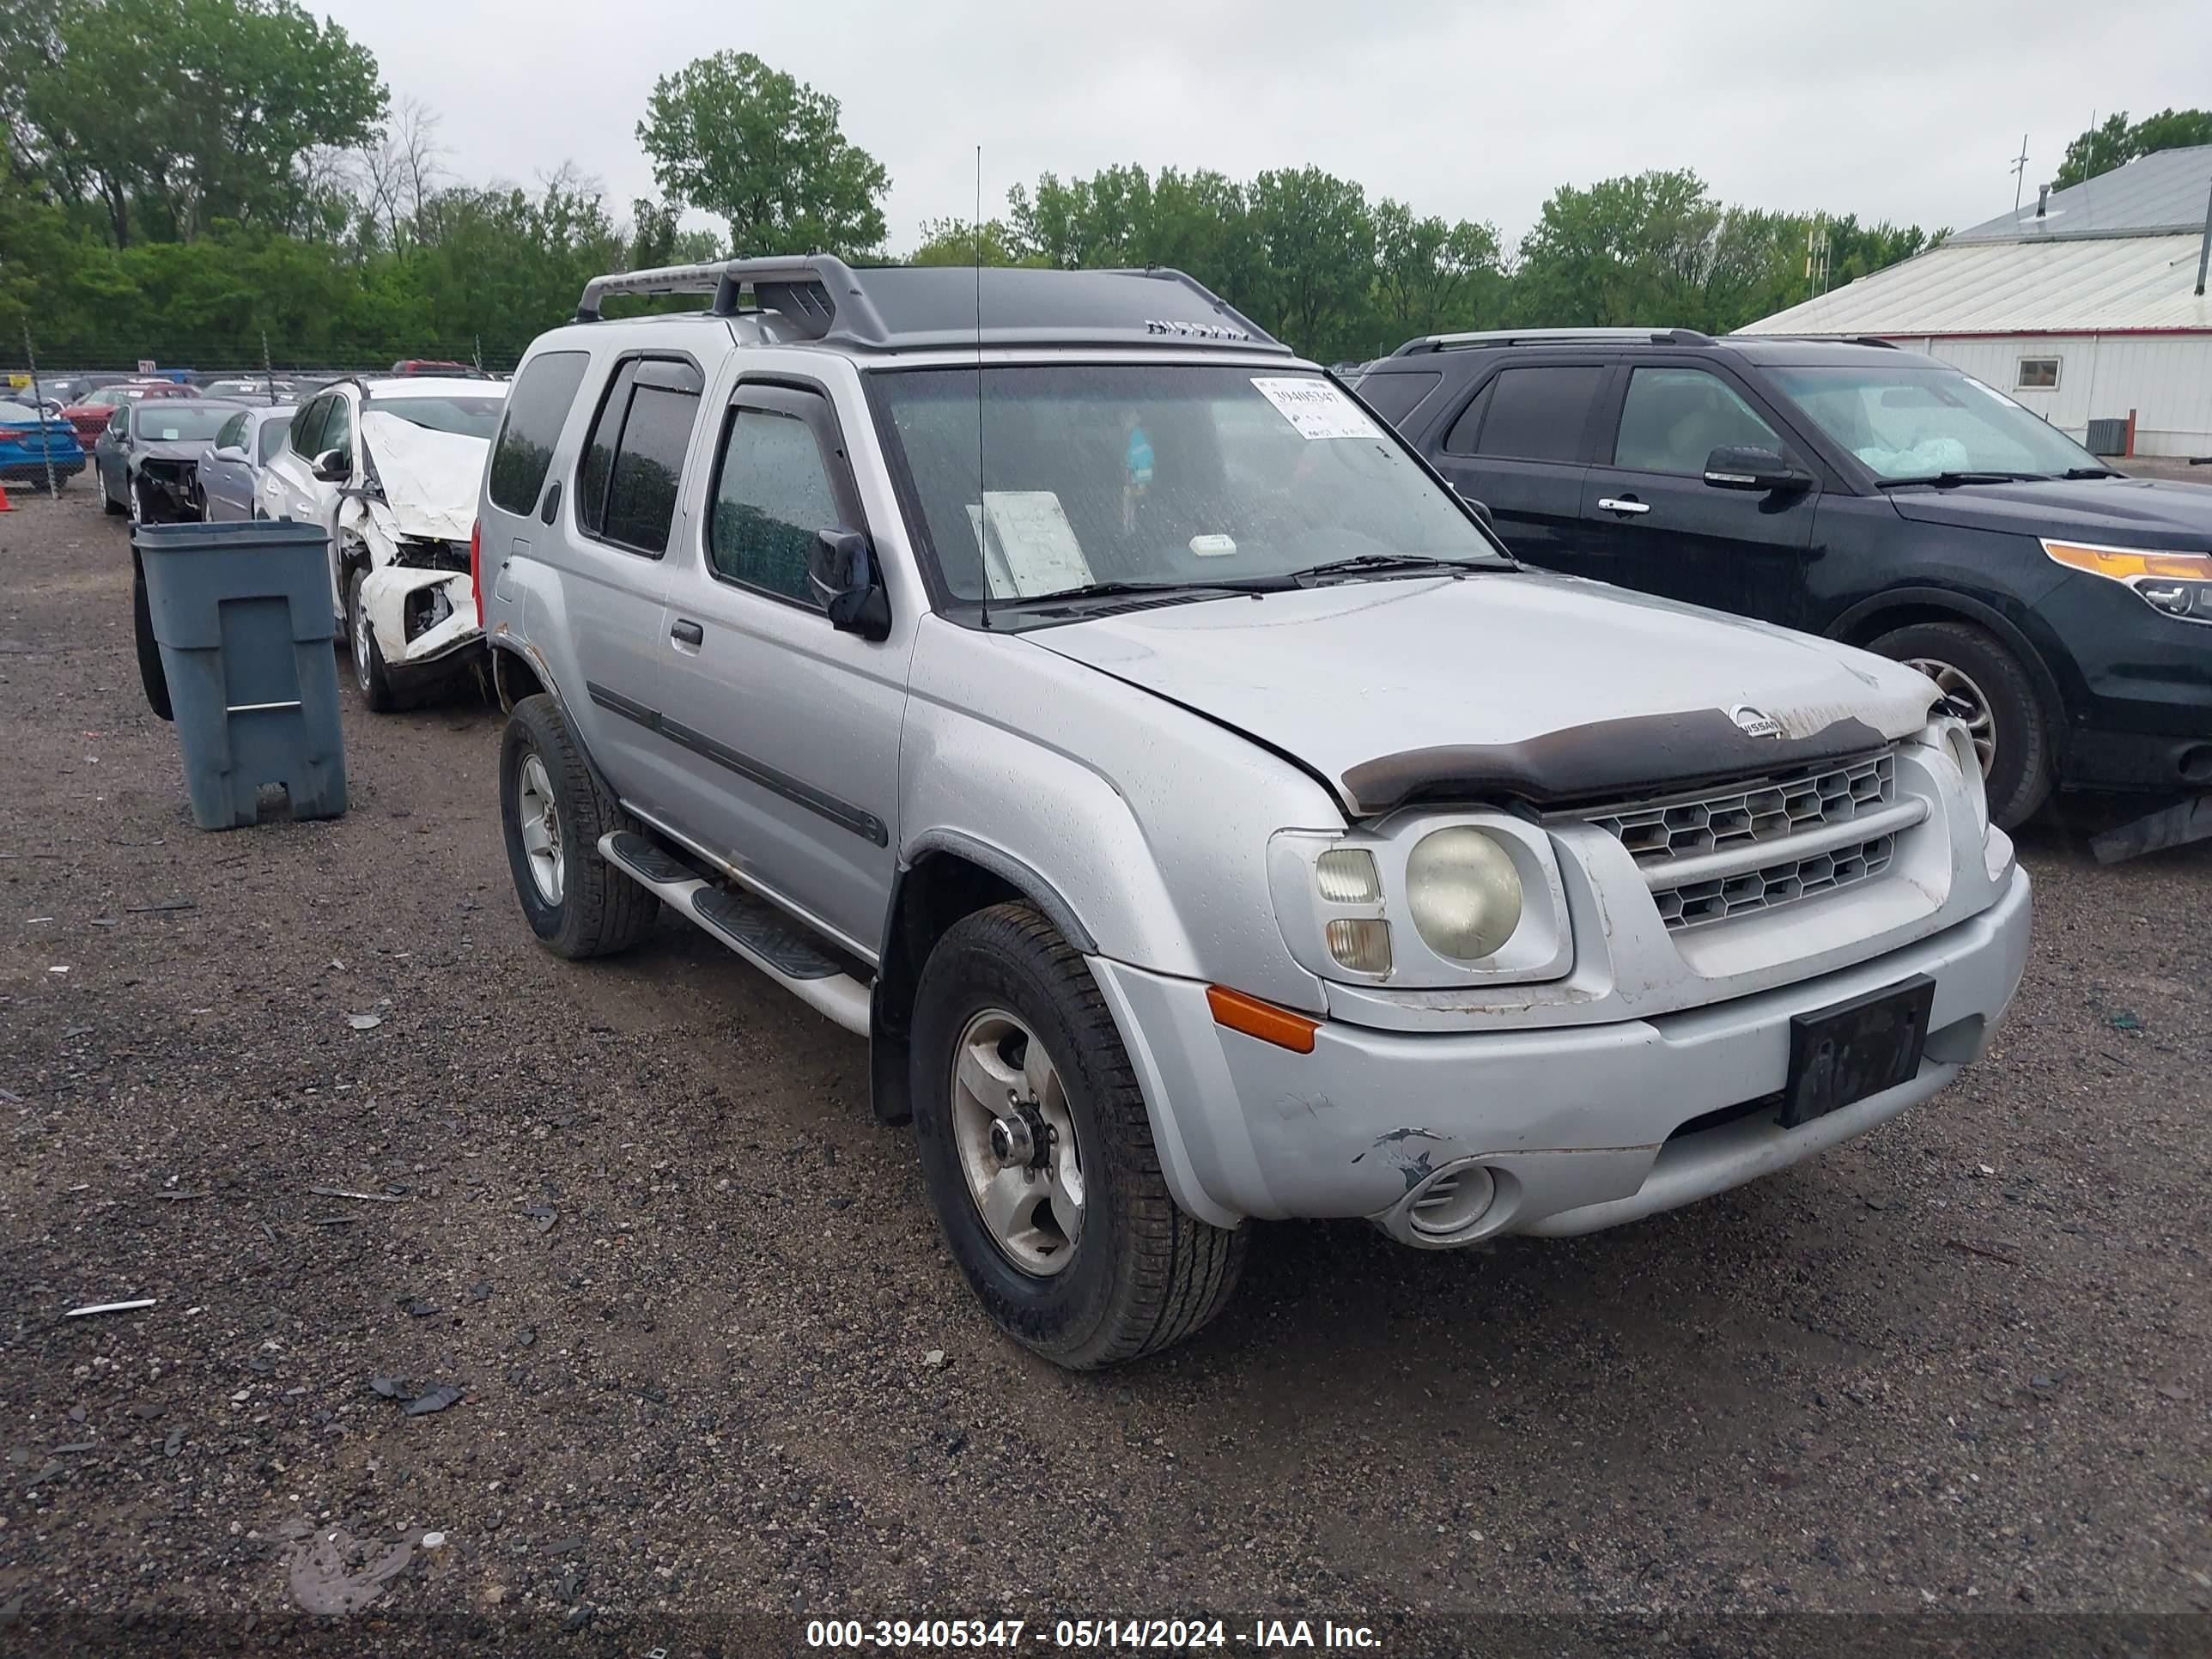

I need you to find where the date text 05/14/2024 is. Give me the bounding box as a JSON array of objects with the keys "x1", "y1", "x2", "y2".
[{"x1": 804, "y1": 1619, "x2": 1382, "y2": 1650}]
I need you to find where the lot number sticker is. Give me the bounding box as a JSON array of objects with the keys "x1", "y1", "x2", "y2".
[{"x1": 1252, "y1": 377, "x2": 1371, "y2": 440}]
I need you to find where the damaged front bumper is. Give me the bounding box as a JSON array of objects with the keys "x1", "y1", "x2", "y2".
[
  {"x1": 360, "y1": 561, "x2": 482, "y2": 672},
  {"x1": 1089, "y1": 865, "x2": 2032, "y2": 1238}
]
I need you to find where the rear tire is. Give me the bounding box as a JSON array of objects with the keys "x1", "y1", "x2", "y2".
[
  {"x1": 344, "y1": 563, "x2": 398, "y2": 713},
  {"x1": 499, "y1": 693, "x2": 659, "y2": 959},
  {"x1": 1869, "y1": 620, "x2": 2051, "y2": 828},
  {"x1": 910, "y1": 902, "x2": 1247, "y2": 1369}
]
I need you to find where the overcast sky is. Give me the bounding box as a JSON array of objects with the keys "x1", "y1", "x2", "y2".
[{"x1": 319, "y1": 0, "x2": 2212, "y2": 252}]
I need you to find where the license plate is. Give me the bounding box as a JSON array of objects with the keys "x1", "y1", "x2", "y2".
[{"x1": 1780, "y1": 975, "x2": 1936, "y2": 1129}]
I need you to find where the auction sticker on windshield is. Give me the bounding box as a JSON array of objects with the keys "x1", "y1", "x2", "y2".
[{"x1": 1252, "y1": 377, "x2": 1371, "y2": 440}]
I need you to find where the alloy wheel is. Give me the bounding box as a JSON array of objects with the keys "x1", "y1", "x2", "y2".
[
  {"x1": 950, "y1": 1008, "x2": 1085, "y2": 1277},
  {"x1": 514, "y1": 751, "x2": 563, "y2": 906},
  {"x1": 1901, "y1": 657, "x2": 1996, "y2": 775}
]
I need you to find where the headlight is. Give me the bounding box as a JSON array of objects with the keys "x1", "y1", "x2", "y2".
[
  {"x1": 2042, "y1": 539, "x2": 2212, "y2": 624},
  {"x1": 1405, "y1": 828, "x2": 1523, "y2": 961}
]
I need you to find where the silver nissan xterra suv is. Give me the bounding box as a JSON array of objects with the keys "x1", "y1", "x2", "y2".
[{"x1": 477, "y1": 258, "x2": 2032, "y2": 1369}]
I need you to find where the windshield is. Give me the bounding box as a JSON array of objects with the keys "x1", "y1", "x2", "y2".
[
  {"x1": 1771, "y1": 364, "x2": 2105, "y2": 482},
  {"x1": 369, "y1": 394, "x2": 505, "y2": 439},
  {"x1": 873, "y1": 363, "x2": 1501, "y2": 605},
  {"x1": 134, "y1": 405, "x2": 237, "y2": 442}
]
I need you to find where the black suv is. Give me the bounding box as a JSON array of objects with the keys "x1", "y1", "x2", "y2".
[{"x1": 1355, "y1": 330, "x2": 2212, "y2": 828}]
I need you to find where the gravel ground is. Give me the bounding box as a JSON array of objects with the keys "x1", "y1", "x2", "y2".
[{"x1": 1, "y1": 486, "x2": 2207, "y2": 1653}]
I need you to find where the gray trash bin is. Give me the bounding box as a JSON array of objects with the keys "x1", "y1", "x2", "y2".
[{"x1": 134, "y1": 520, "x2": 348, "y2": 830}]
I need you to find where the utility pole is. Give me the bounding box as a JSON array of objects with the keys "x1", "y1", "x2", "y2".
[
  {"x1": 21, "y1": 324, "x2": 58, "y2": 501},
  {"x1": 2010, "y1": 134, "x2": 2031, "y2": 214},
  {"x1": 1805, "y1": 219, "x2": 1832, "y2": 298}
]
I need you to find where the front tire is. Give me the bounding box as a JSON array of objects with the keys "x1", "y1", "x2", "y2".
[
  {"x1": 344, "y1": 563, "x2": 398, "y2": 713},
  {"x1": 1870, "y1": 620, "x2": 2051, "y2": 828},
  {"x1": 910, "y1": 902, "x2": 1246, "y2": 1369},
  {"x1": 499, "y1": 693, "x2": 659, "y2": 959},
  {"x1": 131, "y1": 555, "x2": 173, "y2": 722},
  {"x1": 103, "y1": 473, "x2": 125, "y2": 515}
]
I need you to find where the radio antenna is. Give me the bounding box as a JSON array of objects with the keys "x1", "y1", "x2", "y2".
[{"x1": 974, "y1": 144, "x2": 991, "y2": 632}]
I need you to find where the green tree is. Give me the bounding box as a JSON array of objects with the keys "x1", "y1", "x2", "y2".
[
  {"x1": 907, "y1": 216, "x2": 1027, "y2": 266},
  {"x1": 635, "y1": 51, "x2": 888, "y2": 258},
  {"x1": 1371, "y1": 200, "x2": 1504, "y2": 347},
  {"x1": 2053, "y1": 107, "x2": 2212, "y2": 189},
  {"x1": 1246, "y1": 166, "x2": 1375, "y2": 362},
  {"x1": 1511, "y1": 169, "x2": 1722, "y2": 328},
  {"x1": 19, "y1": 0, "x2": 385, "y2": 246}
]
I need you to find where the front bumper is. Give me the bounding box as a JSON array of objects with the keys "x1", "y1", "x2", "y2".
[
  {"x1": 360, "y1": 565, "x2": 482, "y2": 671},
  {"x1": 1090, "y1": 864, "x2": 2032, "y2": 1237}
]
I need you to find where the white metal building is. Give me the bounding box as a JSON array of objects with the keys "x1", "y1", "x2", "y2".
[{"x1": 1741, "y1": 145, "x2": 2212, "y2": 458}]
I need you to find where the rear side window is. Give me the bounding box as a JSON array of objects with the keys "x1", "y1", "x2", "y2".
[
  {"x1": 487, "y1": 349, "x2": 590, "y2": 514},
  {"x1": 577, "y1": 358, "x2": 703, "y2": 556},
  {"x1": 708, "y1": 405, "x2": 842, "y2": 605},
  {"x1": 1355, "y1": 370, "x2": 1442, "y2": 425},
  {"x1": 1468, "y1": 366, "x2": 1602, "y2": 463}
]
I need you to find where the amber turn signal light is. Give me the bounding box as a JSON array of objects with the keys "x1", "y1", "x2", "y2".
[{"x1": 1206, "y1": 985, "x2": 1319, "y2": 1054}]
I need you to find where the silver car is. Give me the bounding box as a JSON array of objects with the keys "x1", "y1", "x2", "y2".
[
  {"x1": 479, "y1": 259, "x2": 2033, "y2": 1369},
  {"x1": 196, "y1": 404, "x2": 295, "y2": 521}
]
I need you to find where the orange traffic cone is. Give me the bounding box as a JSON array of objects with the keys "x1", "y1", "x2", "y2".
[{"x1": 0, "y1": 481, "x2": 13, "y2": 512}]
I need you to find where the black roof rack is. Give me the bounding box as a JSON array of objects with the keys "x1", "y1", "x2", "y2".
[
  {"x1": 1390, "y1": 327, "x2": 1714, "y2": 356},
  {"x1": 1729, "y1": 332, "x2": 1901, "y2": 349},
  {"x1": 573, "y1": 258, "x2": 1290, "y2": 355}
]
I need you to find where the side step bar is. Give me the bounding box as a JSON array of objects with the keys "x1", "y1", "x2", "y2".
[{"x1": 598, "y1": 830, "x2": 871, "y2": 1036}]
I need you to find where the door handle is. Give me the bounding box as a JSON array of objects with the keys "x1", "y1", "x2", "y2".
[
  {"x1": 1597, "y1": 496, "x2": 1651, "y2": 516},
  {"x1": 670, "y1": 619, "x2": 704, "y2": 647}
]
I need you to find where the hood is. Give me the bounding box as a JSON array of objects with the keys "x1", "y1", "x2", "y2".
[
  {"x1": 1026, "y1": 573, "x2": 1937, "y2": 814},
  {"x1": 359, "y1": 410, "x2": 488, "y2": 541},
  {"x1": 134, "y1": 439, "x2": 213, "y2": 465},
  {"x1": 1886, "y1": 476, "x2": 2212, "y2": 550}
]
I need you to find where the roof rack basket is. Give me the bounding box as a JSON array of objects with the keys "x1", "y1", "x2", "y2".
[{"x1": 574, "y1": 255, "x2": 890, "y2": 342}]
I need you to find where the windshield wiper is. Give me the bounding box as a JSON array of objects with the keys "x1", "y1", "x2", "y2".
[
  {"x1": 1006, "y1": 574, "x2": 1298, "y2": 611},
  {"x1": 1873, "y1": 471, "x2": 2039, "y2": 489},
  {"x1": 2057, "y1": 466, "x2": 2123, "y2": 480},
  {"x1": 1290, "y1": 553, "x2": 1488, "y2": 583}
]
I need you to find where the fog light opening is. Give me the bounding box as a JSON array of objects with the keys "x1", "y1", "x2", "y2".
[{"x1": 1403, "y1": 1161, "x2": 1498, "y2": 1244}]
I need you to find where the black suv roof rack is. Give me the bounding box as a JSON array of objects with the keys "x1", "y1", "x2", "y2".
[
  {"x1": 1390, "y1": 327, "x2": 1715, "y2": 356},
  {"x1": 574, "y1": 258, "x2": 1288, "y2": 355},
  {"x1": 1731, "y1": 332, "x2": 1901, "y2": 349}
]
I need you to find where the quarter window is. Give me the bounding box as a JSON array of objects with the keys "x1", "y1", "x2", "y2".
[
  {"x1": 488, "y1": 349, "x2": 590, "y2": 514},
  {"x1": 577, "y1": 358, "x2": 703, "y2": 556},
  {"x1": 2016, "y1": 357, "x2": 2060, "y2": 390},
  {"x1": 708, "y1": 404, "x2": 842, "y2": 605},
  {"x1": 1613, "y1": 368, "x2": 1784, "y2": 476},
  {"x1": 1355, "y1": 370, "x2": 1442, "y2": 425}
]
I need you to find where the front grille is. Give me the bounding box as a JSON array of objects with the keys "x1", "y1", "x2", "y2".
[
  {"x1": 1574, "y1": 749, "x2": 1909, "y2": 932},
  {"x1": 1588, "y1": 750, "x2": 1894, "y2": 866},
  {"x1": 1654, "y1": 833, "x2": 1897, "y2": 928}
]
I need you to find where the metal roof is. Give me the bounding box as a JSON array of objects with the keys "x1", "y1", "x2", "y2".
[
  {"x1": 1949, "y1": 144, "x2": 2212, "y2": 244},
  {"x1": 1738, "y1": 234, "x2": 2212, "y2": 337}
]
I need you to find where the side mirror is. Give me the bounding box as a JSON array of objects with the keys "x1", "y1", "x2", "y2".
[
  {"x1": 1453, "y1": 486, "x2": 1494, "y2": 530},
  {"x1": 212, "y1": 445, "x2": 246, "y2": 463},
  {"x1": 312, "y1": 447, "x2": 349, "y2": 482},
  {"x1": 807, "y1": 527, "x2": 891, "y2": 641},
  {"x1": 1703, "y1": 446, "x2": 1810, "y2": 493}
]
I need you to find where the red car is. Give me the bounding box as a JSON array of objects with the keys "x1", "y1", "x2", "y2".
[{"x1": 59, "y1": 380, "x2": 200, "y2": 441}]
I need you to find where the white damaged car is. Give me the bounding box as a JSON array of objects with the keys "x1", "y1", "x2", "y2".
[{"x1": 261, "y1": 374, "x2": 507, "y2": 709}]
